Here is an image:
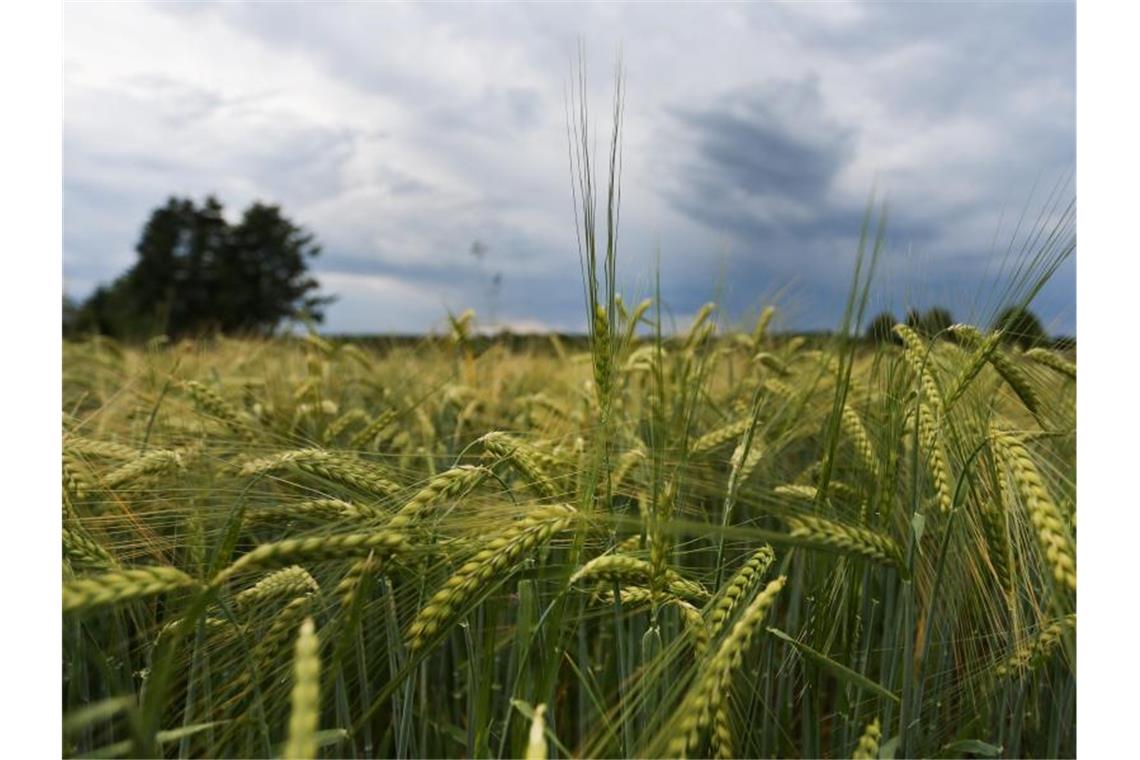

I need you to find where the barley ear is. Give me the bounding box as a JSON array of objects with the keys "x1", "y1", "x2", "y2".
[
  {"x1": 852, "y1": 717, "x2": 881, "y2": 759},
  {"x1": 283, "y1": 617, "x2": 320, "y2": 760},
  {"x1": 525, "y1": 703, "x2": 548, "y2": 760}
]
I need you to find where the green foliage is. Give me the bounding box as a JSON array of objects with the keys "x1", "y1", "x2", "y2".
[{"x1": 65, "y1": 196, "x2": 331, "y2": 339}]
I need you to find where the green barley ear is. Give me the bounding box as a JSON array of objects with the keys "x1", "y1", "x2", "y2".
[
  {"x1": 240, "y1": 449, "x2": 401, "y2": 498},
  {"x1": 571, "y1": 554, "x2": 709, "y2": 603},
  {"x1": 183, "y1": 380, "x2": 252, "y2": 439},
  {"x1": 665, "y1": 576, "x2": 787, "y2": 758},
  {"x1": 1025, "y1": 347, "x2": 1076, "y2": 380},
  {"x1": 64, "y1": 566, "x2": 200, "y2": 614},
  {"x1": 322, "y1": 408, "x2": 369, "y2": 443},
  {"x1": 893, "y1": 323, "x2": 944, "y2": 410},
  {"x1": 916, "y1": 403, "x2": 954, "y2": 513},
  {"x1": 684, "y1": 302, "x2": 717, "y2": 352},
  {"x1": 945, "y1": 324, "x2": 1003, "y2": 406},
  {"x1": 691, "y1": 418, "x2": 752, "y2": 456},
  {"x1": 212, "y1": 529, "x2": 409, "y2": 589},
  {"x1": 234, "y1": 566, "x2": 319, "y2": 612},
  {"x1": 480, "y1": 432, "x2": 559, "y2": 499},
  {"x1": 990, "y1": 347, "x2": 1044, "y2": 416},
  {"x1": 707, "y1": 545, "x2": 775, "y2": 639},
  {"x1": 992, "y1": 429, "x2": 1076, "y2": 592},
  {"x1": 852, "y1": 717, "x2": 881, "y2": 759},
  {"x1": 840, "y1": 404, "x2": 880, "y2": 478},
  {"x1": 994, "y1": 613, "x2": 1075, "y2": 679},
  {"x1": 785, "y1": 515, "x2": 903, "y2": 568},
  {"x1": 752, "y1": 305, "x2": 776, "y2": 349},
  {"x1": 711, "y1": 700, "x2": 733, "y2": 760},
  {"x1": 101, "y1": 449, "x2": 184, "y2": 490},
  {"x1": 283, "y1": 617, "x2": 320, "y2": 760},
  {"x1": 525, "y1": 703, "x2": 548, "y2": 760},
  {"x1": 62, "y1": 452, "x2": 91, "y2": 499},
  {"x1": 406, "y1": 504, "x2": 577, "y2": 653},
  {"x1": 593, "y1": 303, "x2": 613, "y2": 406},
  {"x1": 346, "y1": 408, "x2": 399, "y2": 451},
  {"x1": 244, "y1": 498, "x2": 383, "y2": 526},
  {"x1": 64, "y1": 436, "x2": 138, "y2": 461},
  {"x1": 63, "y1": 528, "x2": 119, "y2": 573},
  {"x1": 387, "y1": 465, "x2": 490, "y2": 529}
]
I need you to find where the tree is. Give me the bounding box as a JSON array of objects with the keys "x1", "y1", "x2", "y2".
[
  {"x1": 992, "y1": 306, "x2": 1047, "y2": 349},
  {"x1": 902, "y1": 306, "x2": 954, "y2": 339},
  {"x1": 921, "y1": 307, "x2": 954, "y2": 338},
  {"x1": 67, "y1": 196, "x2": 331, "y2": 338},
  {"x1": 866, "y1": 312, "x2": 900, "y2": 344}
]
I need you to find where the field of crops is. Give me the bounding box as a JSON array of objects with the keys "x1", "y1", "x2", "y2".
[{"x1": 62, "y1": 300, "x2": 1076, "y2": 758}]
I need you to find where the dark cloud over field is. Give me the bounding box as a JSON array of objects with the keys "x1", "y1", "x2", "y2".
[{"x1": 64, "y1": 1, "x2": 1075, "y2": 334}]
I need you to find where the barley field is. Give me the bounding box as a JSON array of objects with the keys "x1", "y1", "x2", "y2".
[
  {"x1": 61, "y1": 291, "x2": 1076, "y2": 757},
  {"x1": 61, "y1": 90, "x2": 1076, "y2": 759}
]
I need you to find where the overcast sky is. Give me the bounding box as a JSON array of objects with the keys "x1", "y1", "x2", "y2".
[{"x1": 64, "y1": 1, "x2": 1075, "y2": 335}]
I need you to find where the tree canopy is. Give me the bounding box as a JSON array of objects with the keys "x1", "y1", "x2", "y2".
[
  {"x1": 65, "y1": 196, "x2": 331, "y2": 339},
  {"x1": 866, "y1": 312, "x2": 900, "y2": 344},
  {"x1": 992, "y1": 305, "x2": 1048, "y2": 349}
]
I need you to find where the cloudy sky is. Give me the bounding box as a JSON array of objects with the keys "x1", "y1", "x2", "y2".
[{"x1": 64, "y1": 1, "x2": 1075, "y2": 335}]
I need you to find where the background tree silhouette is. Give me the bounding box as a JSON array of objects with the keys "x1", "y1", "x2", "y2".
[
  {"x1": 992, "y1": 305, "x2": 1048, "y2": 349},
  {"x1": 66, "y1": 196, "x2": 331, "y2": 339},
  {"x1": 921, "y1": 306, "x2": 954, "y2": 338},
  {"x1": 866, "y1": 311, "x2": 900, "y2": 344},
  {"x1": 902, "y1": 306, "x2": 955, "y2": 339}
]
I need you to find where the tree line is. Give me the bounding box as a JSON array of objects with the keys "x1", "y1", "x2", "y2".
[{"x1": 865, "y1": 305, "x2": 1066, "y2": 349}]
